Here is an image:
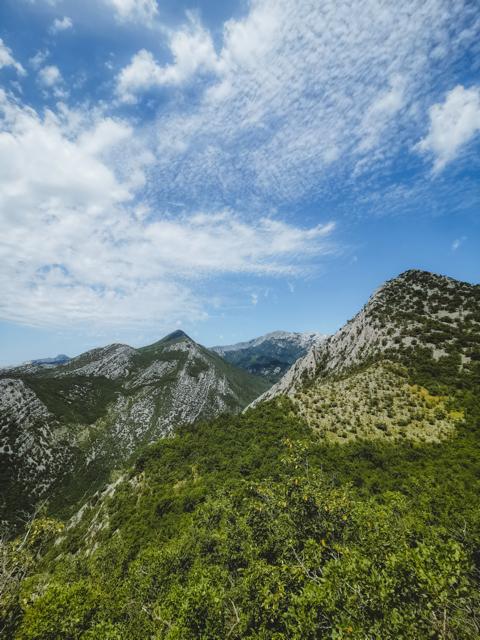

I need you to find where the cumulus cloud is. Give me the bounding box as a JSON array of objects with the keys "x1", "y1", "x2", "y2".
[
  {"x1": 49, "y1": 16, "x2": 73, "y2": 34},
  {"x1": 105, "y1": 0, "x2": 158, "y2": 25},
  {"x1": 116, "y1": 16, "x2": 219, "y2": 102},
  {"x1": 37, "y1": 65, "x2": 68, "y2": 98},
  {"x1": 0, "y1": 91, "x2": 334, "y2": 329},
  {"x1": 38, "y1": 64, "x2": 62, "y2": 87},
  {"x1": 0, "y1": 39, "x2": 26, "y2": 75},
  {"x1": 416, "y1": 85, "x2": 480, "y2": 172},
  {"x1": 29, "y1": 50, "x2": 50, "y2": 70}
]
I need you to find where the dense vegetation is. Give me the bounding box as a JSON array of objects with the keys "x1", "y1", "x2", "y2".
[
  {"x1": 2, "y1": 271, "x2": 479, "y2": 638},
  {"x1": 2, "y1": 365, "x2": 480, "y2": 638}
]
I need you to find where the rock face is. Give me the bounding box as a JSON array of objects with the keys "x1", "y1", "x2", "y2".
[
  {"x1": 0, "y1": 331, "x2": 269, "y2": 524},
  {"x1": 58, "y1": 344, "x2": 136, "y2": 380},
  {"x1": 0, "y1": 379, "x2": 73, "y2": 513},
  {"x1": 211, "y1": 331, "x2": 326, "y2": 382},
  {"x1": 250, "y1": 270, "x2": 480, "y2": 405}
]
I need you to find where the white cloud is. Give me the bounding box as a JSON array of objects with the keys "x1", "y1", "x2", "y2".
[
  {"x1": 416, "y1": 85, "x2": 480, "y2": 172},
  {"x1": 50, "y1": 16, "x2": 73, "y2": 34},
  {"x1": 116, "y1": 16, "x2": 219, "y2": 102},
  {"x1": 129, "y1": 0, "x2": 478, "y2": 206},
  {"x1": 37, "y1": 65, "x2": 68, "y2": 98},
  {"x1": 0, "y1": 91, "x2": 335, "y2": 329},
  {"x1": 29, "y1": 50, "x2": 50, "y2": 70},
  {"x1": 358, "y1": 75, "x2": 406, "y2": 152},
  {"x1": 105, "y1": 0, "x2": 158, "y2": 25},
  {"x1": 38, "y1": 64, "x2": 62, "y2": 87},
  {"x1": 0, "y1": 39, "x2": 26, "y2": 76}
]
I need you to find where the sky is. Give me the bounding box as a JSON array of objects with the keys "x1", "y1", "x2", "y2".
[{"x1": 0, "y1": 0, "x2": 479, "y2": 365}]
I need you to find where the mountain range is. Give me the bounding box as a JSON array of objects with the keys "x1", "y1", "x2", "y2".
[
  {"x1": 0, "y1": 330, "x2": 271, "y2": 524},
  {"x1": 2, "y1": 269, "x2": 480, "y2": 639},
  {"x1": 3, "y1": 271, "x2": 479, "y2": 525},
  {"x1": 211, "y1": 330, "x2": 325, "y2": 382}
]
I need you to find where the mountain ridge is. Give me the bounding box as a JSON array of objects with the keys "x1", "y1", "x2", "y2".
[
  {"x1": 0, "y1": 331, "x2": 269, "y2": 525},
  {"x1": 250, "y1": 269, "x2": 480, "y2": 409},
  {"x1": 211, "y1": 330, "x2": 326, "y2": 382}
]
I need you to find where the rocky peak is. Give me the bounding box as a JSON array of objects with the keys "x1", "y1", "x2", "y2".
[
  {"x1": 211, "y1": 330, "x2": 326, "y2": 382},
  {"x1": 161, "y1": 329, "x2": 193, "y2": 343},
  {"x1": 251, "y1": 270, "x2": 479, "y2": 404}
]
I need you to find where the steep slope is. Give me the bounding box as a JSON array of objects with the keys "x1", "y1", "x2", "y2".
[
  {"x1": 9, "y1": 370, "x2": 480, "y2": 639},
  {"x1": 211, "y1": 330, "x2": 326, "y2": 382},
  {"x1": 3, "y1": 271, "x2": 480, "y2": 639},
  {"x1": 252, "y1": 270, "x2": 480, "y2": 442},
  {"x1": 294, "y1": 361, "x2": 463, "y2": 443},
  {"x1": 0, "y1": 331, "x2": 269, "y2": 524}
]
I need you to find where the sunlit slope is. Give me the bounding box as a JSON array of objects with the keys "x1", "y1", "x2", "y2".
[
  {"x1": 254, "y1": 271, "x2": 480, "y2": 421},
  {"x1": 294, "y1": 361, "x2": 462, "y2": 442}
]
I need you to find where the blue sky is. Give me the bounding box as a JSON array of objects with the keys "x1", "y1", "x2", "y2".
[{"x1": 0, "y1": 0, "x2": 479, "y2": 365}]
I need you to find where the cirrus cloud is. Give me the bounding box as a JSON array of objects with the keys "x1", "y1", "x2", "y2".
[{"x1": 116, "y1": 0, "x2": 478, "y2": 207}]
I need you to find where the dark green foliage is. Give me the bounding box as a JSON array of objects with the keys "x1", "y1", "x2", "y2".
[
  {"x1": 6, "y1": 377, "x2": 480, "y2": 639},
  {"x1": 3, "y1": 271, "x2": 480, "y2": 638},
  {"x1": 25, "y1": 375, "x2": 120, "y2": 425}
]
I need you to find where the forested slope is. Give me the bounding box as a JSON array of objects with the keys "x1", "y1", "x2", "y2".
[{"x1": 2, "y1": 270, "x2": 479, "y2": 639}]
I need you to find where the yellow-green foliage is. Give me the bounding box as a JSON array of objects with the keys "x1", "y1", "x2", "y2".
[{"x1": 294, "y1": 361, "x2": 462, "y2": 443}]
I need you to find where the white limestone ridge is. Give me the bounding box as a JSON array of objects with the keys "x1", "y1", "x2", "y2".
[
  {"x1": 248, "y1": 269, "x2": 477, "y2": 407},
  {"x1": 212, "y1": 331, "x2": 326, "y2": 355},
  {"x1": 57, "y1": 344, "x2": 137, "y2": 380},
  {"x1": 1, "y1": 330, "x2": 269, "y2": 520}
]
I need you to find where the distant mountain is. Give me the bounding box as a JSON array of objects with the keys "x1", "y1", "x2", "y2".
[
  {"x1": 29, "y1": 354, "x2": 70, "y2": 367},
  {"x1": 0, "y1": 330, "x2": 269, "y2": 524},
  {"x1": 211, "y1": 330, "x2": 326, "y2": 382},
  {"x1": 251, "y1": 270, "x2": 480, "y2": 442}
]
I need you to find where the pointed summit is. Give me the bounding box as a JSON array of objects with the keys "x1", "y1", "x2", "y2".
[{"x1": 162, "y1": 329, "x2": 192, "y2": 343}]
